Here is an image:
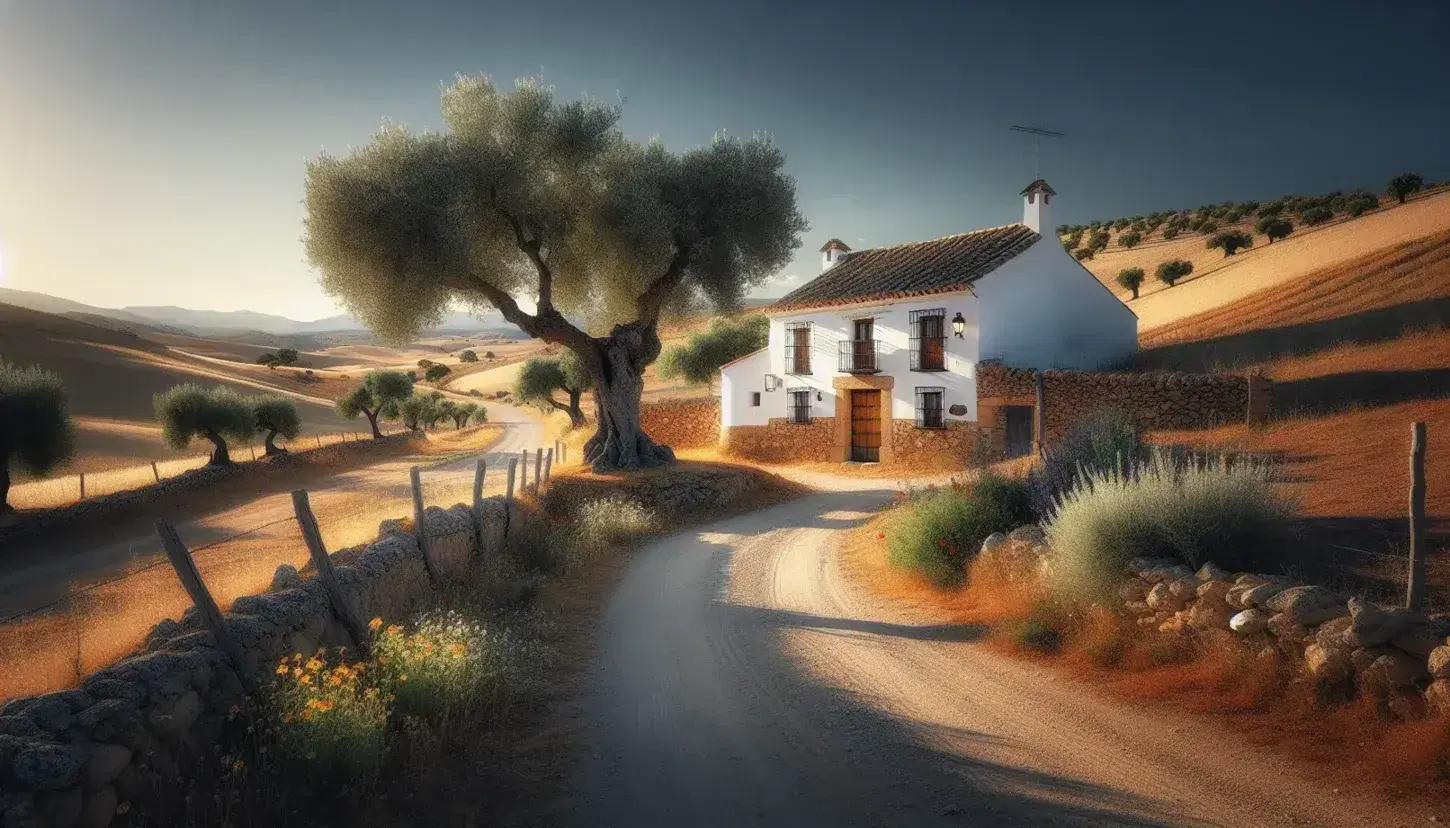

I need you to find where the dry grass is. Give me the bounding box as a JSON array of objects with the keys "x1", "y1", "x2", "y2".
[{"x1": 842, "y1": 512, "x2": 1450, "y2": 800}]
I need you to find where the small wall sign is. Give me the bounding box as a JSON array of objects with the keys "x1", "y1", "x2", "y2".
[{"x1": 949, "y1": 404, "x2": 968, "y2": 416}]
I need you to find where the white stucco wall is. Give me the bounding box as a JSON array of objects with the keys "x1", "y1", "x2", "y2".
[
  {"x1": 720, "y1": 292, "x2": 981, "y2": 426},
  {"x1": 973, "y1": 238, "x2": 1138, "y2": 370},
  {"x1": 719, "y1": 348, "x2": 770, "y2": 428}
]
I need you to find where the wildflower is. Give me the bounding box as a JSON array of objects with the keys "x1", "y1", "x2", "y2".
[
  {"x1": 399, "y1": 674, "x2": 408, "y2": 682},
  {"x1": 386, "y1": 625, "x2": 402, "y2": 635},
  {"x1": 876, "y1": 532, "x2": 886, "y2": 540},
  {"x1": 232, "y1": 760, "x2": 244, "y2": 772},
  {"x1": 282, "y1": 714, "x2": 293, "y2": 724},
  {"x1": 317, "y1": 699, "x2": 334, "y2": 712},
  {"x1": 449, "y1": 643, "x2": 466, "y2": 657},
  {"x1": 305, "y1": 658, "x2": 324, "y2": 673},
  {"x1": 302, "y1": 710, "x2": 314, "y2": 721},
  {"x1": 117, "y1": 803, "x2": 131, "y2": 816},
  {"x1": 229, "y1": 704, "x2": 241, "y2": 715},
  {"x1": 938, "y1": 539, "x2": 947, "y2": 549},
  {"x1": 276, "y1": 664, "x2": 289, "y2": 676},
  {"x1": 369, "y1": 617, "x2": 383, "y2": 631},
  {"x1": 299, "y1": 675, "x2": 312, "y2": 686}
]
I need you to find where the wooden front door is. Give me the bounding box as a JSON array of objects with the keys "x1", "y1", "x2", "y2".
[
  {"x1": 850, "y1": 390, "x2": 882, "y2": 462},
  {"x1": 1004, "y1": 405, "x2": 1034, "y2": 459}
]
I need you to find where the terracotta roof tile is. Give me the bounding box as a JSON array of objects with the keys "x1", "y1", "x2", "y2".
[{"x1": 772, "y1": 224, "x2": 1040, "y2": 313}]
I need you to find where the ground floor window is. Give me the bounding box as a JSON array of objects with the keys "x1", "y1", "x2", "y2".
[
  {"x1": 787, "y1": 387, "x2": 811, "y2": 424},
  {"x1": 750, "y1": 392, "x2": 761, "y2": 407},
  {"x1": 915, "y1": 387, "x2": 945, "y2": 429}
]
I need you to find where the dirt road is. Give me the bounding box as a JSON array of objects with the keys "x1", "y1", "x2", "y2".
[{"x1": 564, "y1": 482, "x2": 1434, "y2": 827}]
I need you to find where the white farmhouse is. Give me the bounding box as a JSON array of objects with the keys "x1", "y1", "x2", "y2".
[{"x1": 718, "y1": 180, "x2": 1137, "y2": 466}]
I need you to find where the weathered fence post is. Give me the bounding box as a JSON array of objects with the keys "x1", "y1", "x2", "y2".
[
  {"x1": 519, "y1": 449, "x2": 529, "y2": 492},
  {"x1": 1407, "y1": 422, "x2": 1428, "y2": 611},
  {"x1": 471, "y1": 459, "x2": 487, "y2": 553},
  {"x1": 250, "y1": 446, "x2": 257, "y2": 461},
  {"x1": 291, "y1": 490, "x2": 370, "y2": 657},
  {"x1": 79, "y1": 473, "x2": 86, "y2": 500},
  {"x1": 316, "y1": 434, "x2": 323, "y2": 449},
  {"x1": 409, "y1": 466, "x2": 442, "y2": 584},
  {"x1": 504, "y1": 458, "x2": 518, "y2": 537},
  {"x1": 544, "y1": 448, "x2": 553, "y2": 485},
  {"x1": 151, "y1": 461, "x2": 160, "y2": 483},
  {"x1": 533, "y1": 449, "x2": 543, "y2": 493},
  {"x1": 155, "y1": 520, "x2": 258, "y2": 694},
  {"x1": 1034, "y1": 371, "x2": 1047, "y2": 457}
]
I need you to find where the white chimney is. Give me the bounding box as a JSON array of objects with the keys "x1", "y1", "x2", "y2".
[
  {"x1": 819, "y1": 238, "x2": 851, "y2": 272},
  {"x1": 1020, "y1": 179, "x2": 1057, "y2": 233}
]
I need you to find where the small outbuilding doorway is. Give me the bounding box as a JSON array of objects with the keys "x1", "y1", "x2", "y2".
[
  {"x1": 1003, "y1": 405, "x2": 1035, "y2": 458},
  {"x1": 849, "y1": 389, "x2": 882, "y2": 462}
]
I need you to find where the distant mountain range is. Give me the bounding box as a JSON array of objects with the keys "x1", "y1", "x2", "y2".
[{"x1": 0, "y1": 287, "x2": 513, "y2": 338}]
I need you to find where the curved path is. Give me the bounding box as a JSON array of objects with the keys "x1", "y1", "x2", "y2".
[{"x1": 564, "y1": 480, "x2": 1432, "y2": 827}]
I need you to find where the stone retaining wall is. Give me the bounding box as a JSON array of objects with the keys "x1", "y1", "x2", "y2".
[
  {"x1": 719, "y1": 417, "x2": 837, "y2": 463},
  {"x1": 0, "y1": 494, "x2": 510, "y2": 828},
  {"x1": 889, "y1": 420, "x2": 986, "y2": 470},
  {"x1": 975, "y1": 362, "x2": 1272, "y2": 459},
  {"x1": 639, "y1": 398, "x2": 720, "y2": 450}
]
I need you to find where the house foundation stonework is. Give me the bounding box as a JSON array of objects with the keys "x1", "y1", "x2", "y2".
[
  {"x1": 720, "y1": 418, "x2": 838, "y2": 463},
  {"x1": 890, "y1": 419, "x2": 986, "y2": 470}
]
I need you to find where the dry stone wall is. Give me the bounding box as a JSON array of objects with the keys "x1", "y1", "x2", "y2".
[
  {"x1": 0, "y1": 495, "x2": 510, "y2": 828},
  {"x1": 719, "y1": 417, "x2": 837, "y2": 464},
  {"x1": 639, "y1": 398, "x2": 720, "y2": 450},
  {"x1": 889, "y1": 420, "x2": 986, "y2": 470}
]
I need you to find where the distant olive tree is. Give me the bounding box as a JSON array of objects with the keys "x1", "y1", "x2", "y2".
[
  {"x1": 1116, "y1": 267, "x2": 1145, "y2": 299},
  {"x1": 1117, "y1": 231, "x2": 1142, "y2": 249},
  {"x1": 1161, "y1": 226, "x2": 1180, "y2": 241},
  {"x1": 424, "y1": 364, "x2": 451, "y2": 383},
  {"x1": 303, "y1": 76, "x2": 807, "y2": 472},
  {"x1": 450, "y1": 402, "x2": 478, "y2": 429},
  {"x1": 458, "y1": 349, "x2": 478, "y2": 363},
  {"x1": 515, "y1": 350, "x2": 592, "y2": 427},
  {"x1": 658, "y1": 315, "x2": 768, "y2": 387},
  {"x1": 0, "y1": 361, "x2": 77, "y2": 513},
  {"x1": 252, "y1": 395, "x2": 301, "y2": 456},
  {"x1": 1346, "y1": 193, "x2": 1379, "y2": 217},
  {"x1": 1088, "y1": 230, "x2": 1111, "y2": 252},
  {"x1": 1256, "y1": 216, "x2": 1294, "y2": 243},
  {"x1": 275, "y1": 348, "x2": 300, "y2": 366},
  {"x1": 1074, "y1": 247, "x2": 1095, "y2": 261},
  {"x1": 1196, "y1": 219, "x2": 1220, "y2": 234},
  {"x1": 424, "y1": 397, "x2": 450, "y2": 430},
  {"x1": 1387, "y1": 173, "x2": 1423, "y2": 204},
  {"x1": 1206, "y1": 229, "x2": 1253, "y2": 257},
  {"x1": 399, "y1": 395, "x2": 430, "y2": 431},
  {"x1": 256, "y1": 353, "x2": 281, "y2": 369},
  {"x1": 155, "y1": 384, "x2": 255, "y2": 466},
  {"x1": 336, "y1": 370, "x2": 413, "y2": 438},
  {"x1": 417, "y1": 359, "x2": 436, "y2": 369},
  {"x1": 1155, "y1": 259, "x2": 1194, "y2": 287},
  {"x1": 1300, "y1": 206, "x2": 1334, "y2": 226}
]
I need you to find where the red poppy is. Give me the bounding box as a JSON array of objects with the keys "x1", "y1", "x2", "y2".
[
  {"x1": 938, "y1": 539, "x2": 947, "y2": 548},
  {"x1": 876, "y1": 532, "x2": 886, "y2": 540}
]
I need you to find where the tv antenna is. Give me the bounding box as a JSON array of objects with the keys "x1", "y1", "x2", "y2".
[{"x1": 1010, "y1": 125, "x2": 1066, "y2": 179}]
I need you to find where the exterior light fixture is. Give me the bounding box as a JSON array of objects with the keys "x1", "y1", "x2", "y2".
[{"x1": 951, "y1": 312, "x2": 966, "y2": 338}]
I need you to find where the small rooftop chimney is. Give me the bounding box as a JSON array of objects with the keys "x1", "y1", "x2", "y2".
[
  {"x1": 819, "y1": 238, "x2": 851, "y2": 272},
  {"x1": 1020, "y1": 179, "x2": 1056, "y2": 233}
]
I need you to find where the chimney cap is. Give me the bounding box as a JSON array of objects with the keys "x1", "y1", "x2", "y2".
[
  {"x1": 1019, "y1": 179, "x2": 1057, "y2": 197},
  {"x1": 819, "y1": 238, "x2": 852, "y2": 253}
]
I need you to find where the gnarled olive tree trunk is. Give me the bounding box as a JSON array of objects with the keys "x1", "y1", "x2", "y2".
[
  {"x1": 0, "y1": 465, "x2": 12, "y2": 514},
  {"x1": 264, "y1": 431, "x2": 288, "y2": 456},
  {"x1": 205, "y1": 432, "x2": 232, "y2": 466},
  {"x1": 581, "y1": 324, "x2": 675, "y2": 473}
]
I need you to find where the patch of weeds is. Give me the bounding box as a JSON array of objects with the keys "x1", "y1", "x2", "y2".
[
  {"x1": 1013, "y1": 599, "x2": 1071, "y2": 654},
  {"x1": 371, "y1": 611, "x2": 522, "y2": 723},
  {"x1": 269, "y1": 651, "x2": 390, "y2": 781},
  {"x1": 885, "y1": 474, "x2": 1034, "y2": 587}
]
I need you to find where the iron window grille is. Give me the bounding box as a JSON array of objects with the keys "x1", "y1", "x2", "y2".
[
  {"x1": 915, "y1": 387, "x2": 946, "y2": 429},
  {"x1": 910, "y1": 308, "x2": 947, "y2": 371},
  {"x1": 787, "y1": 387, "x2": 812, "y2": 424},
  {"x1": 784, "y1": 322, "x2": 812, "y2": 375},
  {"x1": 837, "y1": 338, "x2": 881, "y2": 373}
]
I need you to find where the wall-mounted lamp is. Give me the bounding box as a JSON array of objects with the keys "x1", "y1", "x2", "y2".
[
  {"x1": 816, "y1": 391, "x2": 823, "y2": 402},
  {"x1": 951, "y1": 312, "x2": 966, "y2": 339}
]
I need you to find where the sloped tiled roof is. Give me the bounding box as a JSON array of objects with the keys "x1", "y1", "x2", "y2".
[{"x1": 772, "y1": 224, "x2": 1041, "y2": 313}]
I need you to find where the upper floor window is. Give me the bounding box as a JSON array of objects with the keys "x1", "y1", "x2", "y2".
[
  {"x1": 785, "y1": 322, "x2": 812, "y2": 375},
  {"x1": 910, "y1": 308, "x2": 947, "y2": 372},
  {"x1": 839, "y1": 317, "x2": 880, "y2": 373}
]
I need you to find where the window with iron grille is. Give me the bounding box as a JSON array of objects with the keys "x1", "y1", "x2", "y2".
[
  {"x1": 787, "y1": 387, "x2": 811, "y2": 424},
  {"x1": 915, "y1": 387, "x2": 945, "y2": 429},
  {"x1": 909, "y1": 308, "x2": 947, "y2": 371},
  {"x1": 784, "y1": 322, "x2": 812, "y2": 375}
]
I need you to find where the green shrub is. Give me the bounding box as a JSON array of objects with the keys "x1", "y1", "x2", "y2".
[
  {"x1": 1155, "y1": 259, "x2": 1194, "y2": 286},
  {"x1": 1206, "y1": 229, "x2": 1253, "y2": 257},
  {"x1": 658, "y1": 315, "x2": 768, "y2": 386},
  {"x1": 1115, "y1": 268, "x2": 1145, "y2": 299},
  {"x1": 1161, "y1": 226, "x2": 1180, "y2": 240},
  {"x1": 1014, "y1": 602, "x2": 1065, "y2": 654},
  {"x1": 886, "y1": 474, "x2": 1035, "y2": 587},
  {"x1": 424, "y1": 363, "x2": 451, "y2": 382},
  {"x1": 0, "y1": 361, "x2": 77, "y2": 512},
  {"x1": 1197, "y1": 219, "x2": 1220, "y2": 234},
  {"x1": 570, "y1": 495, "x2": 661, "y2": 559},
  {"x1": 370, "y1": 611, "x2": 519, "y2": 722},
  {"x1": 1044, "y1": 449, "x2": 1292, "y2": 602},
  {"x1": 458, "y1": 349, "x2": 478, "y2": 363},
  {"x1": 1256, "y1": 216, "x2": 1293, "y2": 243},
  {"x1": 1088, "y1": 230, "x2": 1111, "y2": 251},
  {"x1": 1300, "y1": 205, "x2": 1334, "y2": 226},
  {"x1": 1118, "y1": 231, "x2": 1142, "y2": 249},
  {"x1": 1028, "y1": 408, "x2": 1143, "y2": 520},
  {"x1": 1074, "y1": 247, "x2": 1095, "y2": 261},
  {"x1": 1346, "y1": 193, "x2": 1379, "y2": 217}
]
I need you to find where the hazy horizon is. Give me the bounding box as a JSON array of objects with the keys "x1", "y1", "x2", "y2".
[{"x1": 2, "y1": 0, "x2": 1446, "y2": 322}]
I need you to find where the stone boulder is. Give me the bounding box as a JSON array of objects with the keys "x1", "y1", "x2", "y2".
[
  {"x1": 1391, "y1": 621, "x2": 1447, "y2": 658},
  {"x1": 1315, "y1": 616, "x2": 1354, "y2": 650},
  {"x1": 1125, "y1": 600, "x2": 1152, "y2": 617},
  {"x1": 1428, "y1": 646, "x2": 1450, "y2": 680},
  {"x1": 270, "y1": 563, "x2": 303, "y2": 592},
  {"x1": 1229, "y1": 609, "x2": 1270, "y2": 636},
  {"x1": 1362, "y1": 651, "x2": 1428, "y2": 689},
  {"x1": 1187, "y1": 599, "x2": 1234, "y2": 631},
  {"x1": 1195, "y1": 580, "x2": 1233, "y2": 605},
  {"x1": 11, "y1": 743, "x2": 84, "y2": 791},
  {"x1": 1340, "y1": 597, "x2": 1415, "y2": 649},
  {"x1": 1195, "y1": 562, "x2": 1232, "y2": 583},
  {"x1": 1265, "y1": 586, "x2": 1348, "y2": 626},
  {"x1": 1304, "y1": 643, "x2": 1352, "y2": 682},
  {"x1": 1167, "y1": 577, "x2": 1199, "y2": 602},
  {"x1": 1240, "y1": 582, "x2": 1287, "y2": 609},
  {"x1": 1006, "y1": 524, "x2": 1045, "y2": 545},
  {"x1": 1266, "y1": 613, "x2": 1308, "y2": 643},
  {"x1": 1147, "y1": 583, "x2": 1185, "y2": 612},
  {"x1": 1426, "y1": 680, "x2": 1450, "y2": 716},
  {"x1": 1118, "y1": 579, "x2": 1149, "y2": 603}
]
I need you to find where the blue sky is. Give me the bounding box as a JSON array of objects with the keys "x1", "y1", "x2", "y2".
[{"x1": 1, "y1": 0, "x2": 1446, "y2": 320}]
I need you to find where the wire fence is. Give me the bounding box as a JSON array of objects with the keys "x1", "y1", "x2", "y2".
[
  {"x1": 7, "y1": 425, "x2": 411, "y2": 511},
  {"x1": 0, "y1": 441, "x2": 550, "y2": 703}
]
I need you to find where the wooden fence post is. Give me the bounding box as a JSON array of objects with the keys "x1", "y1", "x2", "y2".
[
  {"x1": 472, "y1": 459, "x2": 487, "y2": 553},
  {"x1": 316, "y1": 435, "x2": 323, "y2": 449},
  {"x1": 544, "y1": 448, "x2": 553, "y2": 485},
  {"x1": 1407, "y1": 422, "x2": 1428, "y2": 611},
  {"x1": 151, "y1": 461, "x2": 160, "y2": 483},
  {"x1": 291, "y1": 490, "x2": 370, "y2": 657},
  {"x1": 533, "y1": 448, "x2": 543, "y2": 493},
  {"x1": 519, "y1": 449, "x2": 529, "y2": 492},
  {"x1": 1034, "y1": 371, "x2": 1047, "y2": 457},
  {"x1": 409, "y1": 466, "x2": 442, "y2": 584},
  {"x1": 250, "y1": 446, "x2": 257, "y2": 461},
  {"x1": 155, "y1": 520, "x2": 258, "y2": 694},
  {"x1": 504, "y1": 458, "x2": 518, "y2": 537},
  {"x1": 79, "y1": 473, "x2": 86, "y2": 500}
]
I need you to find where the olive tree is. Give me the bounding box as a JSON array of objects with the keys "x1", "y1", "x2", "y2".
[
  {"x1": 1156, "y1": 259, "x2": 1194, "y2": 287},
  {"x1": 1074, "y1": 247, "x2": 1095, "y2": 261},
  {"x1": 450, "y1": 402, "x2": 478, "y2": 429},
  {"x1": 155, "y1": 384, "x2": 255, "y2": 466},
  {"x1": 1115, "y1": 267, "x2": 1145, "y2": 299},
  {"x1": 1161, "y1": 226, "x2": 1180, "y2": 240},
  {"x1": 1387, "y1": 173, "x2": 1423, "y2": 204},
  {"x1": 399, "y1": 395, "x2": 430, "y2": 431},
  {"x1": 275, "y1": 348, "x2": 300, "y2": 366},
  {"x1": 1256, "y1": 216, "x2": 1293, "y2": 243},
  {"x1": 1117, "y1": 231, "x2": 1142, "y2": 249},
  {"x1": 304, "y1": 76, "x2": 807, "y2": 472},
  {"x1": 423, "y1": 395, "x2": 450, "y2": 430},
  {"x1": 515, "y1": 351, "x2": 592, "y2": 427},
  {"x1": 252, "y1": 395, "x2": 302, "y2": 456},
  {"x1": 1300, "y1": 206, "x2": 1333, "y2": 226},
  {"x1": 1206, "y1": 229, "x2": 1253, "y2": 257},
  {"x1": 336, "y1": 370, "x2": 413, "y2": 438},
  {"x1": 0, "y1": 361, "x2": 77, "y2": 513},
  {"x1": 459, "y1": 349, "x2": 478, "y2": 363},
  {"x1": 658, "y1": 315, "x2": 768, "y2": 387}
]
